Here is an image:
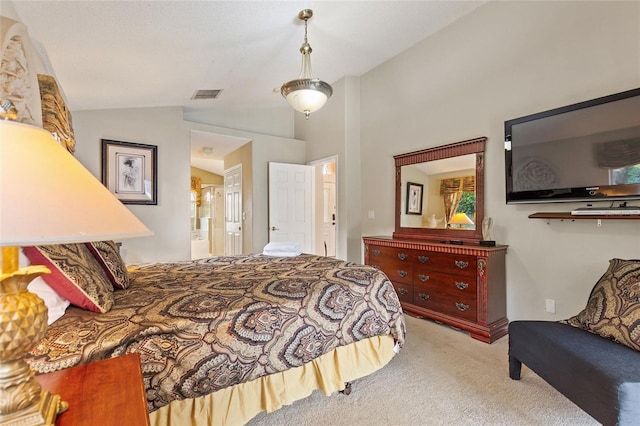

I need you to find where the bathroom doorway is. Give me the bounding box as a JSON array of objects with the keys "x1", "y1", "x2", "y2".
[{"x1": 310, "y1": 157, "x2": 337, "y2": 257}]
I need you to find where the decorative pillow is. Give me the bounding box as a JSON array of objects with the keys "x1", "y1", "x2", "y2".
[
  {"x1": 23, "y1": 244, "x2": 114, "y2": 313},
  {"x1": 86, "y1": 240, "x2": 129, "y2": 289},
  {"x1": 19, "y1": 249, "x2": 71, "y2": 325},
  {"x1": 563, "y1": 258, "x2": 640, "y2": 351}
]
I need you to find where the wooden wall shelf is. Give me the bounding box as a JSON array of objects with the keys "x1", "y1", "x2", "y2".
[{"x1": 529, "y1": 212, "x2": 640, "y2": 220}]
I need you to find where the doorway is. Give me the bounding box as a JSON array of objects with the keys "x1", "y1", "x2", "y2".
[
  {"x1": 190, "y1": 184, "x2": 224, "y2": 260},
  {"x1": 310, "y1": 157, "x2": 337, "y2": 258},
  {"x1": 267, "y1": 159, "x2": 337, "y2": 258},
  {"x1": 224, "y1": 164, "x2": 243, "y2": 255}
]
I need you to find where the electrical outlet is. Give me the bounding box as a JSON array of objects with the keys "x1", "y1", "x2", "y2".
[
  {"x1": 545, "y1": 299, "x2": 556, "y2": 314},
  {"x1": 368, "y1": 210, "x2": 375, "y2": 219}
]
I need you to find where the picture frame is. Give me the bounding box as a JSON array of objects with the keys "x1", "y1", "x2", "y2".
[
  {"x1": 406, "y1": 182, "x2": 423, "y2": 215},
  {"x1": 102, "y1": 139, "x2": 157, "y2": 205}
]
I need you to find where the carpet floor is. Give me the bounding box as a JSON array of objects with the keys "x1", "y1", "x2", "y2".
[{"x1": 246, "y1": 314, "x2": 598, "y2": 426}]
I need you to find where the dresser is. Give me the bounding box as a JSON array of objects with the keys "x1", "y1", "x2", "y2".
[{"x1": 363, "y1": 236, "x2": 508, "y2": 343}]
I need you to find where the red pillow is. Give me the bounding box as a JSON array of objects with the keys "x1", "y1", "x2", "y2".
[
  {"x1": 23, "y1": 244, "x2": 114, "y2": 313},
  {"x1": 86, "y1": 241, "x2": 129, "y2": 289}
]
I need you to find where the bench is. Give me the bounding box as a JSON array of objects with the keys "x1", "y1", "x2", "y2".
[{"x1": 509, "y1": 320, "x2": 640, "y2": 426}]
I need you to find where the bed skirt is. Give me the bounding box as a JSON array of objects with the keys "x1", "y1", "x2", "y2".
[{"x1": 149, "y1": 334, "x2": 397, "y2": 426}]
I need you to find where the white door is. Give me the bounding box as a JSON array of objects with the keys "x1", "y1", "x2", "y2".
[
  {"x1": 268, "y1": 162, "x2": 314, "y2": 253},
  {"x1": 224, "y1": 164, "x2": 242, "y2": 255}
]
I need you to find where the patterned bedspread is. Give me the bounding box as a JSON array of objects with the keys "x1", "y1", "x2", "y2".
[{"x1": 26, "y1": 254, "x2": 405, "y2": 412}]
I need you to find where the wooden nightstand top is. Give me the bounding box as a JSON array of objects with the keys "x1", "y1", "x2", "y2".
[{"x1": 35, "y1": 353, "x2": 150, "y2": 426}]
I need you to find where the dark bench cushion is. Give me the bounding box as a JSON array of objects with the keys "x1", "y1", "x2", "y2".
[{"x1": 509, "y1": 320, "x2": 640, "y2": 426}]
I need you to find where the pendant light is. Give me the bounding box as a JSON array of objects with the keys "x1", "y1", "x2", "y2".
[{"x1": 281, "y1": 9, "x2": 333, "y2": 119}]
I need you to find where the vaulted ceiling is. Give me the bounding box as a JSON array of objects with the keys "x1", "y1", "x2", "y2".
[
  {"x1": 8, "y1": 1, "x2": 484, "y2": 174},
  {"x1": 11, "y1": 1, "x2": 483, "y2": 113}
]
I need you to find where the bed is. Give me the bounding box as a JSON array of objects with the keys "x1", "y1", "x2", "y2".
[{"x1": 23, "y1": 245, "x2": 406, "y2": 425}]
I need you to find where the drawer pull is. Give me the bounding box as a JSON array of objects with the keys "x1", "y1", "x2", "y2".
[
  {"x1": 372, "y1": 249, "x2": 381, "y2": 256},
  {"x1": 455, "y1": 281, "x2": 469, "y2": 290},
  {"x1": 418, "y1": 293, "x2": 430, "y2": 301},
  {"x1": 398, "y1": 270, "x2": 408, "y2": 278},
  {"x1": 418, "y1": 274, "x2": 429, "y2": 282},
  {"x1": 398, "y1": 253, "x2": 408, "y2": 261},
  {"x1": 398, "y1": 288, "x2": 408, "y2": 295},
  {"x1": 455, "y1": 302, "x2": 470, "y2": 312},
  {"x1": 418, "y1": 256, "x2": 429, "y2": 263},
  {"x1": 455, "y1": 260, "x2": 470, "y2": 269}
]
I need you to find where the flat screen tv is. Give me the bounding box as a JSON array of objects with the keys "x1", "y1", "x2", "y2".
[{"x1": 505, "y1": 88, "x2": 640, "y2": 204}]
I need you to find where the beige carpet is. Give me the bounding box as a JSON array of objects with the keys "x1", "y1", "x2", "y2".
[{"x1": 246, "y1": 314, "x2": 598, "y2": 426}]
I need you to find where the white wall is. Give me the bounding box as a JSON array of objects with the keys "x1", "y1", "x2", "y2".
[
  {"x1": 8, "y1": 0, "x2": 639, "y2": 322},
  {"x1": 251, "y1": 137, "x2": 306, "y2": 253},
  {"x1": 187, "y1": 121, "x2": 306, "y2": 254},
  {"x1": 72, "y1": 112, "x2": 305, "y2": 262},
  {"x1": 72, "y1": 107, "x2": 190, "y2": 263},
  {"x1": 296, "y1": 76, "x2": 362, "y2": 261},
  {"x1": 359, "y1": 1, "x2": 640, "y2": 321},
  {"x1": 184, "y1": 106, "x2": 295, "y2": 140}
]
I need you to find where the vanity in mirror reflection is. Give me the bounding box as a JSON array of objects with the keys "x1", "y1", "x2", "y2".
[{"x1": 363, "y1": 137, "x2": 508, "y2": 343}]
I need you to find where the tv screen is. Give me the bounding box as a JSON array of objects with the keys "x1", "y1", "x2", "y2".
[{"x1": 505, "y1": 88, "x2": 640, "y2": 204}]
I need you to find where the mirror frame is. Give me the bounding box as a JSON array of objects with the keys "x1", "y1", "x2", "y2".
[{"x1": 393, "y1": 137, "x2": 487, "y2": 243}]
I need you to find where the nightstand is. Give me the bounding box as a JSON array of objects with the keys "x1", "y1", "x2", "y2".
[{"x1": 35, "y1": 353, "x2": 150, "y2": 426}]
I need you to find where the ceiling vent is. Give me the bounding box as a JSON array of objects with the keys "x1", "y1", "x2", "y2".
[{"x1": 191, "y1": 89, "x2": 222, "y2": 100}]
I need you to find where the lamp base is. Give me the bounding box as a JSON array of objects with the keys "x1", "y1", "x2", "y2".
[
  {"x1": 0, "y1": 252, "x2": 67, "y2": 426},
  {"x1": 0, "y1": 389, "x2": 68, "y2": 426}
]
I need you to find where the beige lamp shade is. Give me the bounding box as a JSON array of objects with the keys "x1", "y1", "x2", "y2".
[{"x1": 0, "y1": 120, "x2": 152, "y2": 246}]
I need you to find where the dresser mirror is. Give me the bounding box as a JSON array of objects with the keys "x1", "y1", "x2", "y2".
[{"x1": 393, "y1": 137, "x2": 487, "y2": 243}]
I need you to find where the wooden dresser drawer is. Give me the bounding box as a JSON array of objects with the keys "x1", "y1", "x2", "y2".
[
  {"x1": 392, "y1": 281, "x2": 413, "y2": 304},
  {"x1": 413, "y1": 269, "x2": 477, "y2": 295},
  {"x1": 383, "y1": 266, "x2": 412, "y2": 284},
  {"x1": 369, "y1": 245, "x2": 414, "y2": 263},
  {"x1": 412, "y1": 289, "x2": 477, "y2": 322},
  {"x1": 368, "y1": 245, "x2": 413, "y2": 284},
  {"x1": 412, "y1": 251, "x2": 476, "y2": 278}
]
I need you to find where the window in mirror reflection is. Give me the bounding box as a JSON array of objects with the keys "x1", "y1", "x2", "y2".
[{"x1": 441, "y1": 176, "x2": 475, "y2": 229}]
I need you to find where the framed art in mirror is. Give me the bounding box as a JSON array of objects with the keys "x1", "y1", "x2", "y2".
[
  {"x1": 393, "y1": 137, "x2": 487, "y2": 243},
  {"x1": 406, "y1": 182, "x2": 424, "y2": 215}
]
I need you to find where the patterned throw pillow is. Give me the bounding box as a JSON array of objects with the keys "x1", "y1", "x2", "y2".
[
  {"x1": 86, "y1": 241, "x2": 129, "y2": 289},
  {"x1": 563, "y1": 258, "x2": 640, "y2": 351},
  {"x1": 23, "y1": 243, "x2": 114, "y2": 313}
]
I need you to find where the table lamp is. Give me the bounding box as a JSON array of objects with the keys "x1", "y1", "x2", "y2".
[
  {"x1": 448, "y1": 212, "x2": 475, "y2": 229},
  {"x1": 0, "y1": 118, "x2": 152, "y2": 425}
]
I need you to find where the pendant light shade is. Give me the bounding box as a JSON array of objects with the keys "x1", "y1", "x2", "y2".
[{"x1": 281, "y1": 9, "x2": 332, "y2": 119}]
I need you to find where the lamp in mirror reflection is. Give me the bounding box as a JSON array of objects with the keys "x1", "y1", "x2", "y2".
[{"x1": 448, "y1": 212, "x2": 474, "y2": 229}]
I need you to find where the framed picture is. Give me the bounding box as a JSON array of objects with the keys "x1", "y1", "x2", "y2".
[
  {"x1": 406, "y1": 182, "x2": 423, "y2": 215},
  {"x1": 102, "y1": 139, "x2": 157, "y2": 205}
]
